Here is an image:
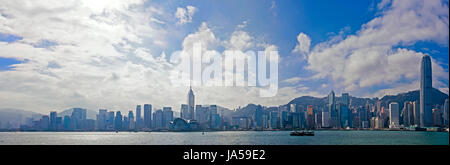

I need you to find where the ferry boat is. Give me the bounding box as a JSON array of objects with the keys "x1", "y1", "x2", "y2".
[{"x1": 290, "y1": 130, "x2": 314, "y2": 136}]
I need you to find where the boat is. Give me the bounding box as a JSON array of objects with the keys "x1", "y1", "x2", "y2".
[{"x1": 290, "y1": 130, "x2": 314, "y2": 136}]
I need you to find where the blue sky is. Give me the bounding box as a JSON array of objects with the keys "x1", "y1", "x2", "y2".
[{"x1": 0, "y1": 0, "x2": 448, "y2": 113}]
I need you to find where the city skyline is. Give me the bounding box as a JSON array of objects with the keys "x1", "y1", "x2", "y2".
[
  {"x1": 2, "y1": 55, "x2": 449, "y2": 131},
  {"x1": 0, "y1": 0, "x2": 449, "y2": 114}
]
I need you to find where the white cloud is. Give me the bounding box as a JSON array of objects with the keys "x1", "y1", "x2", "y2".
[
  {"x1": 175, "y1": 5, "x2": 197, "y2": 25},
  {"x1": 223, "y1": 30, "x2": 254, "y2": 51},
  {"x1": 292, "y1": 32, "x2": 311, "y2": 59},
  {"x1": 304, "y1": 0, "x2": 449, "y2": 97},
  {"x1": 282, "y1": 77, "x2": 302, "y2": 84}
]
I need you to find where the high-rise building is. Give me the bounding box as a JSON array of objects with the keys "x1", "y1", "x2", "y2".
[
  {"x1": 162, "y1": 107, "x2": 173, "y2": 129},
  {"x1": 136, "y1": 105, "x2": 142, "y2": 130},
  {"x1": 128, "y1": 111, "x2": 134, "y2": 130},
  {"x1": 340, "y1": 104, "x2": 349, "y2": 128},
  {"x1": 342, "y1": 93, "x2": 349, "y2": 107},
  {"x1": 153, "y1": 109, "x2": 163, "y2": 129},
  {"x1": 41, "y1": 115, "x2": 50, "y2": 130},
  {"x1": 114, "y1": 111, "x2": 122, "y2": 130},
  {"x1": 97, "y1": 109, "x2": 107, "y2": 130},
  {"x1": 181, "y1": 104, "x2": 189, "y2": 120},
  {"x1": 270, "y1": 111, "x2": 279, "y2": 129},
  {"x1": 328, "y1": 91, "x2": 337, "y2": 128},
  {"x1": 254, "y1": 106, "x2": 263, "y2": 128},
  {"x1": 106, "y1": 111, "x2": 115, "y2": 130},
  {"x1": 402, "y1": 102, "x2": 415, "y2": 127},
  {"x1": 144, "y1": 104, "x2": 152, "y2": 129},
  {"x1": 71, "y1": 108, "x2": 86, "y2": 130},
  {"x1": 432, "y1": 108, "x2": 442, "y2": 127},
  {"x1": 187, "y1": 86, "x2": 195, "y2": 120},
  {"x1": 420, "y1": 55, "x2": 433, "y2": 127},
  {"x1": 306, "y1": 105, "x2": 315, "y2": 129},
  {"x1": 443, "y1": 99, "x2": 449, "y2": 126},
  {"x1": 389, "y1": 102, "x2": 399, "y2": 128},
  {"x1": 413, "y1": 101, "x2": 420, "y2": 126},
  {"x1": 63, "y1": 116, "x2": 71, "y2": 130},
  {"x1": 49, "y1": 111, "x2": 57, "y2": 131}
]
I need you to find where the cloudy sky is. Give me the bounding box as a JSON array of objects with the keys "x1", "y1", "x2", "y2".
[{"x1": 0, "y1": 0, "x2": 448, "y2": 114}]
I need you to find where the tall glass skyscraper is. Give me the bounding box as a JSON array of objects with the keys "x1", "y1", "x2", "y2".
[
  {"x1": 328, "y1": 91, "x2": 337, "y2": 128},
  {"x1": 420, "y1": 55, "x2": 433, "y2": 127},
  {"x1": 187, "y1": 86, "x2": 195, "y2": 120}
]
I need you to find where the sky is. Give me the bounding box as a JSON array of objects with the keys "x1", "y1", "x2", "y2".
[{"x1": 0, "y1": 0, "x2": 448, "y2": 114}]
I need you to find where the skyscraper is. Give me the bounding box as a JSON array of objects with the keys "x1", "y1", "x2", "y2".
[
  {"x1": 136, "y1": 105, "x2": 142, "y2": 130},
  {"x1": 162, "y1": 107, "x2": 173, "y2": 129},
  {"x1": 420, "y1": 55, "x2": 433, "y2": 127},
  {"x1": 181, "y1": 104, "x2": 189, "y2": 120},
  {"x1": 328, "y1": 91, "x2": 337, "y2": 128},
  {"x1": 114, "y1": 111, "x2": 122, "y2": 130},
  {"x1": 341, "y1": 93, "x2": 349, "y2": 107},
  {"x1": 413, "y1": 101, "x2": 420, "y2": 126},
  {"x1": 97, "y1": 109, "x2": 107, "y2": 130},
  {"x1": 188, "y1": 86, "x2": 195, "y2": 120},
  {"x1": 443, "y1": 99, "x2": 449, "y2": 126},
  {"x1": 389, "y1": 102, "x2": 399, "y2": 128},
  {"x1": 128, "y1": 110, "x2": 135, "y2": 130},
  {"x1": 49, "y1": 111, "x2": 57, "y2": 131},
  {"x1": 144, "y1": 104, "x2": 152, "y2": 129}
]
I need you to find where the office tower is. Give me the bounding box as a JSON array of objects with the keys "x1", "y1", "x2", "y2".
[
  {"x1": 144, "y1": 104, "x2": 152, "y2": 129},
  {"x1": 162, "y1": 107, "x2": 173, "y2": 129},
  {"x1": 209, "y1": 105, "x2": 218, "y2": 128},
  {"x1": 443, "y1": 99, "x2": 449, "y2": 126},
  {"x1": 106, "y1": 111, "x2": 115, "y2": 130},
  {"x1": 114, "y1": 111, "x2": 122, "y2": 130},
  {"x1": 123, "y1": 116, "x2": 129, "y2": 130},
  {"x1": 128, "y1": 111, "x2": 135, "y2": 130},
  {"x1": 254, "y1": 106, "x2": 263, "y2": 128},
  {"x1": 97, "y1": 109, "x2": 107, "y2": 130},
  {"x1": 342, "y1": 93, "x2": 349, "y2": 107},
  {"x1": 49, "y1": 111, "x2": 57, "y2": 131},
  {"x1": 328, "y1": 91, "x2": 337, "y2": 128},
  {"x1": 270, "y1": 111, "x2": 279, "y2": 129},
  {"x1": 432, "y1": 108, "x2": 442, "y2": 127},
  {"x1": 305, "y1": 105, "x2": 314, "y2": 129},
  {"x1": 420, "y1": 55, "x2": 433, "y2": 127},
  {"x1": 41, "y1": 115, "x2": 50, "y2": 130},
  {"x1": 412, "y1": 101, "x2": 420, "y2": 126},
  {"x1": 153, "y1": 109, "x2": 163, "y2": 129},
  {"x1": 188, "y1": 86, "x2": 195, "y2": 120},
  {"x1": 56, "y1": 117, "x2": 62, "y2": 130},
  {"x1": 340, "y1": 104, "x2": 349, "y2": 128},
  {"x1": 389, "y1": 102, "x2": 399, "y2": 128},
  {"x1": 195, "y1": 105, "x2": 208, "y2": 123},
  {"x1": 63, "y1": 116, "x2": 71, "y2": 130},
  {"x1": 181, "y1": 104, "x2": 189, "y2": 120},
  {"x1": 71, "y1": 108, "x2": 86, "y2": 130},
  {"x1": 136, "y1": 105, "x2": 142, "y2": 130},
  {"x1": 402, "y1": 102, "x2": 415, "y2": 127}
]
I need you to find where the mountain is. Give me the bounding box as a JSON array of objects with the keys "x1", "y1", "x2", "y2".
[
  {"x1": 380, "y1": 88, "x2": 448, "y2": 110},
  {"x1": 57, "y1": 108, "x2": 98, "y2": 120},
  {"x1": 0, "y1": 108, "x2": 42, "y2": 128}
]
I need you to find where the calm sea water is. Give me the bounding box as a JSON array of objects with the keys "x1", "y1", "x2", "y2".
[{"x1": 0, "y1": 131, "x2": 448, "y2": 145}]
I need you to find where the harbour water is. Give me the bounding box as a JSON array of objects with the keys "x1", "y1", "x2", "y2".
[{"x1": 0, "y1": 131, "x2": 448, "y2": 145}]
